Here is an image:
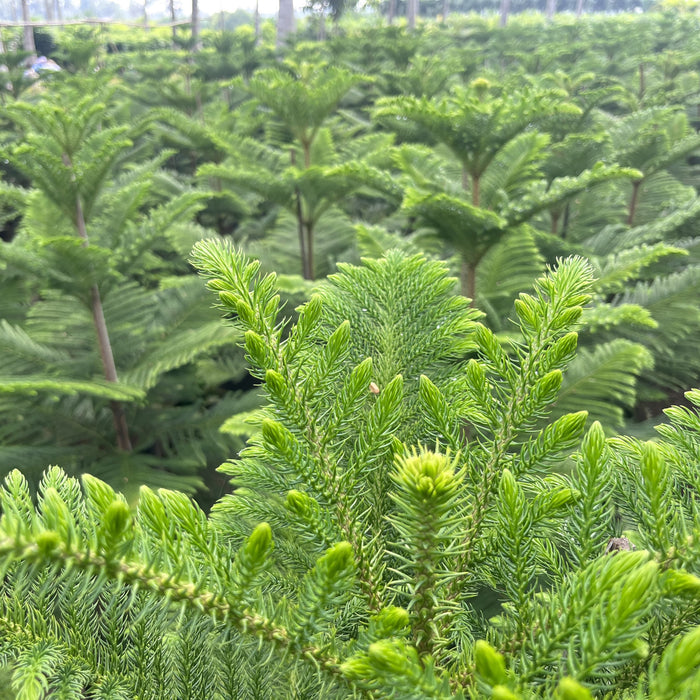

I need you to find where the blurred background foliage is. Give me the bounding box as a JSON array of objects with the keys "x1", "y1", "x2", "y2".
[{"x1": 1, "y1": 9, "x2": 700, "y2": 504}]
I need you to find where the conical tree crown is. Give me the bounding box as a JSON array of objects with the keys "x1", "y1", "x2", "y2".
[
  {"x1": 375, "y1": 81, "x2": 581, "y2": 179},
  {"x1": 246, "y1": 63, "x2": 365, "y2": 151},
  {"x1": 7, "y1": 96, "x2": 132, "y2": 225}
]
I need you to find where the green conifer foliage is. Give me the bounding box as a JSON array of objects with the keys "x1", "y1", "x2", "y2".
[
  {"x1": 233, "y1": 62, "x2": 367, "y2": 279},
  {"x1": 0, "y1": 244, "x2": 699, "y2": 697},
  {"x1": 0, "y1": 96, "x2": 247, "y2": 494},
  {"x1": 373, "y1": 82, "x2": 638, "y2": 303}
]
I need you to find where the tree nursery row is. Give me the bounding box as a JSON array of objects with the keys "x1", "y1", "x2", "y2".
[{"x1": 0, "y1": 11, "x2": 700, "y2": 698}]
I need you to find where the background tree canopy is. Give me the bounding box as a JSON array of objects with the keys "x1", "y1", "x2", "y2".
[
  {"x1": 1, "y1": 10, "x2": 699, "y2": 498},
  {"x1": 0, "y1": 7, "x2": 699, "y2": 699}
]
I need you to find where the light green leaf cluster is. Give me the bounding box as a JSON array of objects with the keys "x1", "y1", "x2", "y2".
[{"x1": 0, "y1": 245, "x2": 699, "y2": 698}]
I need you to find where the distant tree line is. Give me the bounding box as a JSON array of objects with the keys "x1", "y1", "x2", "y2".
[
  {"x1": 380, "y1": 0, "x2": 654, "y2": 16},
  {"x1": 0, "y1": 0, "x2": 123, "y2": 22},
  {"x1": 1, "y1": 0, "x2": 658, "y2": 26}
]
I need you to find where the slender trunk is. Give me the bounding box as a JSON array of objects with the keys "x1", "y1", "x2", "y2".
[
  {"x1": 546, "y1": 0, "x2": 556, "y2": 21},
  {"x1": 92, "y1": 286, "x2": 133, "y2": 452},
  {"x1": 499, "y1": 0, "x2": 510, "y2": 27},
  {"x1": 44, "y1": 0, "x2": 54, "y2": 21},
  {"x1": 21, "y1": 0, "x2": 35, "y2": 53},
  {"x1": 295, "y1": 196, "x2": 309, "y2": 279},
  {"x1": 460, "y1": 259, "x2": 476, "y2": 304},
  {"x1": 551, "y1": 211, "x2": 560, "y2": 236},
  {"x1": 56, "y1": 0, "x2": 63, "y2": 23},
  {"x1": 462, "y1": 166, "x2": 479, "y2": 207},
  {"x1": 561, "y1": 202, "x2": 570, "y2": 239},
  {"x1": 293, "y1": 186, "x2": 307, "y2": 278},
  {"x1": 143, "y1": 0, "x2": 149, "y2": 29},
  {"x1": 277, "y1": 0, "x2": 295, "y2": 47},
  {"x1": 191, "y1": 0, "x2": 200, "y2": 51},
  {"x1": 169, "y1": 0, "x2": 176, "y2": 44},
  {"x1": 407, "y1": 0, "x2": 418, "y2": 30},
  {"x1": 82, "y1": 235, "x2": 132, "y2": 452},
  {"x1": 64, "y1": 154, "x2": 132, "y2": 452},
  {"x1": 254, "y1": 0, "x2": 260, "y2": 42},
  {"x1": 302, "y1": 143, "x2": 314, "y2": 278},
  {"x1": 305, "y1": 221, "x2": 314, "y2": 281},
  {"x1": 318, "y1": 12, "x2": 326, "y2": 41},
  {"x1": 461, "y1": 168, "x2": 478, "y2": 305},
  {"x1": 442, "y1": 0, "x2": 449, "y2": 21},
  {"x1": 627, "y1": 180, "x2": 641, "y2": 226},
  {"x1": 575, "y1": 0, "x2": 584, "y2": 18},
  {"x1": 638, "y1": 62, "x2": 645, "y2": 99},
  {"x1": 0, "y1": 29, "x2": 4, "y2": 54},
  {"x1": 11, "y1": 0, "x2": 17, "y2": 22},
  {"x1": 387, "y1": 0, "x2": 396, "y2": 24},
  {"x1": 291, "y1": 149, "x2": 310, "y2": 280}
]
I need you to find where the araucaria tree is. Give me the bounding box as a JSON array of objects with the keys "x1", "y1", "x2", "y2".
[
  {"x1": 210, "y1": 64, "x2": 365, "y2": 280},
  {"x1": 0, "y1": 243, "x2": 700, "y2": 697},
  {"x1": 0, "y1": 95, "x2": 244, "y2": 493},
  {"x1": 374, "y1": 82, "x2": 635, "y2": 303}
]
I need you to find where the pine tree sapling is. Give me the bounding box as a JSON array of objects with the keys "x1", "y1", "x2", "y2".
[{"x1": 0, "y1": 95, "x2": 247, "y2": 495}]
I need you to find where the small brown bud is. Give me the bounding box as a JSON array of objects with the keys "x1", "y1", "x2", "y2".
[
  {"x1": 605, "y1": 537, "x2": 634, "y2": 555},
  {"x1": 369, "y1": 382, "x2": 380, "y2": 395}
]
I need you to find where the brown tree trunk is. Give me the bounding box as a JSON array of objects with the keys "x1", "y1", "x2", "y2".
[
  {"x1": 561, "y1": 202, "x2": 571, "y2": 239},
  {"x1": 472, "y1": 175, "x2": 480, "y2": 208},
  {"x1": 627, "y1": 180, "x2": 641, "y2": 226},
  {"x1": 21, "y1": 0, "x2": 35, "y2": 53},
  {"x1": 551, "y1": 211, "x2": 560, "y2": 235},
  {"x1": 305, "y1": 221, "x2": 314, "y2": 281},
  {"x1": 91, "y1": 286, "x2": 133, "y2": 452},
  {"x1": 296, "y1": 197, "x2": 310, "y2": 279},
  {"x1": 64, "y1": 153, "x2": 133, "y2": 452}
]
